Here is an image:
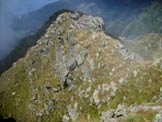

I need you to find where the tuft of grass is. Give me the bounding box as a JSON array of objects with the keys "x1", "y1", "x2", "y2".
[{"x1": 126, "y1": 110, "x2": 157, "y2": 122}]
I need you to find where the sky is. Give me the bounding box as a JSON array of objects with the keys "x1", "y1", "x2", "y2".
[{"x1": 0, "y1": 0, "x2": 59, "y2": 60}]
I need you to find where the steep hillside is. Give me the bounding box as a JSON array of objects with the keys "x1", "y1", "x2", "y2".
[
  {"x1": 116, "y1": 2, "x2": 162, "y2": 39},
  {"x1": 0, "y1": 11, "x2": 162, "y2": 122},
  {"x1": 136, "y1": 33, "x2": 162, "y2": 59}
]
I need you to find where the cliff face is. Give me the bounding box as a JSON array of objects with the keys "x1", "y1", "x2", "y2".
[{"x1": 0, "y1": 11, "x2": 162, "y2": 122}]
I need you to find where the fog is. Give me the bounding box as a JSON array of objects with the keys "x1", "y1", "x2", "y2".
[{"x1": 0, "y1": 0, "x2": 58, "y2": 60}]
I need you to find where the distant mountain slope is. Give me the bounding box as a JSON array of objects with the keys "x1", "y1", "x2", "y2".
[
  {"x1": 116, "y1": 2, "x2": 162, "y2": 39},
  {"x1": 136, "y1": 33, "x2": 162, "y2": 59},
  {"x1": 16, "y1": 0, "x2": 161, "y2": 39}
]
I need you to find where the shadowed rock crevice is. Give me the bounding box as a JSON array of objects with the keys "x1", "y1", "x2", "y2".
[{"x1": 0, "y1": 116, "x2": 16, "y2": 122}]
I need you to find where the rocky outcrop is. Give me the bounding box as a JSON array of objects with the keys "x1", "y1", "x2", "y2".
[
  {"x1": 154, "y1": 111, "x2": 162, "y2": 122},
  {"x1": 52, "y1": 12, "x2": 104, "y2": 88},
  {"x1": 101, "y1": 104, "x2": 128, "y2": 122}
]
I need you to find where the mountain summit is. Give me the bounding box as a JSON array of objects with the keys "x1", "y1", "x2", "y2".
[{"x1": 0, "y1": 10, "x2": 162, "y2": 122}]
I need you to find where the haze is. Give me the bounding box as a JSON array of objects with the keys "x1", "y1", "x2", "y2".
[{"x1": 0, "y1": 0, "x2": 59, "y2": 60}]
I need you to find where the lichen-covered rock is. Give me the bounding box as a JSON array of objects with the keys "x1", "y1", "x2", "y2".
[
  {"x1": 101, "y1": 104, "x2": 128, "y2": 122},
  {"x1": 66, "y1": 58, "x2": 77, "y2": 71},
  {"x1": 63, "y1": 115, "x2": 70, "y2": 122},
  {"x1": 67, "y1": 102, "x2": 79, "y2": 122},
  {"x1": 159, "y1": 87, "x2": 162, "y2": 101},
  {"x1": 92, "y1": 89, "x2": 100, "y2": 106},
  {"x1": 154, "y1": 111, "x2": 162, "y2": 122},
  {"x1": 101, "y1": 109, "x2": 116, "y2": 122},
  {"x1": 81, "y1": 64, "x2": 91, "y2": 81},
  {"x1": 76, "y1": 47, "x2": 88, "y2": 65}
]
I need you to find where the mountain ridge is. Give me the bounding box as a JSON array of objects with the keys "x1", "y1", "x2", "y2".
[
  {"x1": 0, "y1": 9, "x2": 120, "y2": 76},
  {"x1": 0, "y1": 10, "x2": 162, "y2": 122}
]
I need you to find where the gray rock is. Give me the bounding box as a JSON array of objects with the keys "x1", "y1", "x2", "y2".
[
  {"x1": 69, "y1": 44, "x2": 79, "y2": 58},
  {"x1": 154, "y1": 112, "x2": 162, "y2": 122},
  {"x1": 44, "y1": 100, "x2": 54, "y2": 115},
  {"x1": 44, "y1": 34, "x2": 49, "y2": 38},
  {"x1": 95, "y1": 17, "x2": 104, "y2": 26},
  {"x1": 67, "y1": 32, "x2": 75, "y2": 42},
  {"x1": 55, "y1": 45, "x2": 78, "y2": 88},
  {"x1": 42, "y1": 39, "x2": 48, "y2": 45},
  {"x1": 31, "y1": 95, "x2": 37, "y2": 101},
  {"x1": 69, "y1": 23, "x2": 75, "y2": 29},
  {"x1": 47, "y1": 40, "x2": 54, "y2": 46},
  {"x1": 81, "y1": 64, "x2": 91, "y2": 81},
  {"x1": 53, "y1": 88, "x2": 60, "y2": 93},
  {"x1": 159, "y1": 87, "x2": 162, "y2": 101},
  {"x1": 101, "y1": 104, "x2": 128, "y2": 122},
  {"x1": 36, "y1": 112, "x2": 43, "y2": 117},
  {"x1": 56, "y1": 16, "x2": 63, "y2": 23},
  {"x1": 133, "y1": 70, "x2": 138, "y2": 78},
  {"x1": 63, "y1": 115, "x2": 70, "y2": 122},
  {"x1": 115, "y1": 104, "x2": 128, "y2": 118},
  {"x1": 47, "y1": 100, "x2": 54, "y2": 112},
  {"x1": 92, "y1": 89, "x2": 100, "y2": 106},
  {"x1": 76, "y1": 48, "x2": 88, "y2": 65},
  {"x1": 12, "y1": 92, "x2": 16, "y2": 96},
  {"x1": 120, "y1": 48, "x2": 130, "y2": 57},
  {"x1": 66, "y1": 79, "x2": 73, "y2": 87},
  {"x1": 55, "y1": 46, "x2": 64, "y2": 63},
  {"x1": 26, "y1": 60, "x2": 35, "y2": 69},
  {"x1": 55, "y1": 26, "x2": 63, "y2": 36},
  {"x1": 98, "y1": 63, "x2": 105, "y2": 69},
  {"x1": 28, "y1": 71, "x2": 33, "y2": 81},
  {"x1": 70, "y1": 13, "x2": 79, "y2": 20},
  {"x1": 118, "y1": 77, "x2": 126, "y2": 84},
  {"x1": 54, "y1": 63, "x2": 69, "y2": 87},
  {"x1": 101, "y1": 41, "x2": 108, "y2": 48},
  {"x1": 28, "y1": 104, "x2": 36, "y2": 112},
  {"x1": 75, "y1": 14, "x2": 104, "y2": 31},
  {"x1": 66, "y1": 58, "x2": 77, "y2": 71},
  {"x1": 41, "y1": 39, "x2": 54, "y2": 47},
  {"x1": 67, "y1": 102, "x2": 79, "y2": 122},
  {"x1": 44, "y1": 82, "x2": 51, "y2": 89},
  {"x1": 39, "y1": 48, "x2": 48, "y2": 56},
  {"x1": 57, "y1": 36, "x2": 64, "y2": 43},
  {"x1": 101, "y1": 109, "x2": 115, "y2": 122},
  {"x1": 89, "y1": 58, "x2": 95, "y2": 71}
]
